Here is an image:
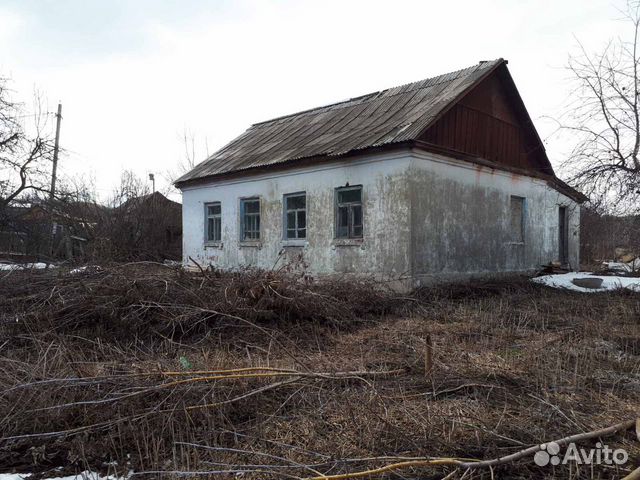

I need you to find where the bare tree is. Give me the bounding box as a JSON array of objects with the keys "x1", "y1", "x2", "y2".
[
  {"x1": 0, "y1": 78, "x2": 54, "y2": 212},
  {"x1": 561, "y1": 1, "x2": 640, "y2": 213},
  {"x1": 165, "y1": 127, "x2": 209, "y2": 187},
  {"x1": 88, "y1": 170, "x2": 182, "y2": 261},
  {"x1": 0, "y1": 77, "x2": 58, "y2": 257}
]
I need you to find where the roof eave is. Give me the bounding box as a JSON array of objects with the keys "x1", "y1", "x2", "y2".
[
  {"x1": 413, "y1": 141, "x2": 588, "y2": 203},
  {"x1": 174, "y1": 141, "x2": 415, "y2": 189}
]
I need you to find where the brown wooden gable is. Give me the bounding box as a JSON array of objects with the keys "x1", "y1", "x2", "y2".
[{"x1": 420, "y1": 63, "x2": 554, "y2": 175}]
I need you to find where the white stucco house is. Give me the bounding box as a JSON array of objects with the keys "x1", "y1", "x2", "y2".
[{"x1": 175, "y1": 59, "x2": 586, "y2": 287}]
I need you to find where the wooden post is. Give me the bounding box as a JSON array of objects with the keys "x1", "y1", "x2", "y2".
[{"x1": 424, "y1": 334, "x2": 433, "y2": 377}]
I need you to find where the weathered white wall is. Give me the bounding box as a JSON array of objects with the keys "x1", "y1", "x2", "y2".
[
  {"x1": 180, "y1": 149, "x2": 580, "y2": 287},
  {"x1": 409, "y1": 149, "x2": 580, "y2": 284},
  {"x1": 181, "y1": 152, "x2": 413, "y2": 280}
]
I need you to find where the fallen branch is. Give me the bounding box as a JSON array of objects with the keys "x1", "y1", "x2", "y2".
[
  {"x1": 305, "y1": 418, "x2": 638, "y2": 479},
  {"x1": 458, "y1": 418, "x2": 637, "y2": 469},
  {"x1": 6, "y1": 368, "x2": 405, "y2": 436},
  {"x1": 623, "y1": 466, "x2": 640, "y2": 480}
]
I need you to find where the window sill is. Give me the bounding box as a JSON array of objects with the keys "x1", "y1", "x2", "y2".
[
  {"x1": 281, "y1": 240, "x2": 308, "y2": 247},
  {"x1": 332, "y1": 238, "x2": 364, "y2": 247},
  {"x1": 239, "y1": 241, "x2": 262, "y2": 248},
  {"x1": 204, "y1": 242, "x2": 223, "y2": 249}
]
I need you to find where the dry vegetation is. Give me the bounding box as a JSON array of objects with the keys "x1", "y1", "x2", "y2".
[{"x1": 0, "y1": 265, "x2": 638, "y2": 479}]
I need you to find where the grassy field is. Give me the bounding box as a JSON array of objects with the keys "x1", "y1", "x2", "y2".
[{"x1": 0, "y1": 264, "x2": 638, "y2": 479}]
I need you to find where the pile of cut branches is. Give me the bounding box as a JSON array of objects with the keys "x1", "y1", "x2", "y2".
[
  {"x1": 0, "y1": 263, "x2": 404, "y2": 342},
  {"x1": 0, "y1": 265, "x2": 638, "y2": 479}
]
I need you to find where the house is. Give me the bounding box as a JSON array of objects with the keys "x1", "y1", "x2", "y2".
[
  {"x1": 0, "y1": 199, "x2": 102, "y2": 260},
  {"x1": 109, "y1": 192, "x2": 182, "y2": 260},
  {"x1": 175, "y1": 59, "x2": 587, "y2": 287}
]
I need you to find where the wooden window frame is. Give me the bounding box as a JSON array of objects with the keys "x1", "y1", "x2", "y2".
[
  {"x1": 335, "y1": 186, "x2": 363, "y2": 239},
  {"x1": 240, "y1": 197, "x2": 261, "y2": 242},
  {"x1": 204, "y1": 202, "x2": 222, "y2": 243},
  {"x1": 283, "y1": 192, "x2": 307, "y2": 240}
]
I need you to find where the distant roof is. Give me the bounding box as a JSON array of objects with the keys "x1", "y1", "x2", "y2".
[
  {"x1": 120, "y1": 191, "x2": 181, "y2": 211},
  {"x1": 176, "y1": 59, "x2": 507, "y2": 185}
]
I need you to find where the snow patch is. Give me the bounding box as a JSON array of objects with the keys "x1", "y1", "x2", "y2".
[
  {"x1": 0, "y1": 471, "x2": 125, "y2": 480},
  {"x1": 69, "y1": 265, "x2": 103, "y2": 275},
  {"x1": 0, "y1": 262, "x2": 52, "y2": 271},
  {"x1": 532, "y1": 272, "x2": 640, "y2": 293},
  {"x1": 603, "y1": 259, "x2": 640, "y2": 273}
]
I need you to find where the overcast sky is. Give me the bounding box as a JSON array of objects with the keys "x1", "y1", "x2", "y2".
[{"x1": 0, "y1": 0, "x2": 628, "y2": 201}]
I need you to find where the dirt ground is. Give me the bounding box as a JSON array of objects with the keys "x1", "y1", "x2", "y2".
[{"x1": 0, "y1": 265, "x2": 638, "y2": 479}]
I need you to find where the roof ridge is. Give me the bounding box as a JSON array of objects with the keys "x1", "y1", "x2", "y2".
[{"x1": 250, "y1": 59, "x2": 502, "y2": 128}]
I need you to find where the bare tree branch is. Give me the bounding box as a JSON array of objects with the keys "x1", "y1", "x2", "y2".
[{"x1": 558, "y1": 3, "x2": 640, "y2": 213}]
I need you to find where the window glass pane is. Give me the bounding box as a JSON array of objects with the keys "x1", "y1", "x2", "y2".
[
  {"x1": 244, "y1": 216, "x2": 250, "y2": 239},
  {"x1": 352, "y1": 205, "x2": 362, "y2": 228},
  {"x1": 287, "y1": 211, "x2": 296, "y2": 229},
  {"x1": 297, "y1": 210, "x2": 306, "y2": 229},
  {"x1": 286, "y1": 229, "x2": 296, "y2": 239},
  {"x1": 337, "y1": 206, "x2": 349, "y2": 238},
  {"x1": 287, "y1": 194, "x2": 305, "y2": 210},
  {"x1": 338, "y1": 188, "x2": 361, "y2": 204},
  {"x1": 338, "y1": 206, "x2": 348, "y2": 227},
  {"x1": 208, "y1": 204, "x2": 221, "y2": 216},
  {"x1": 213, "y1": 217, "x2": 221, "y2": 241},
  {"x1": 298, "y1": 228, "x2": 306, "y2": 239},
  {"x1": 352, "y1": 225, "x2": 363, "y2": 238},
  {"x1": 207, "y1": 218, "x2": 215, "y2": 241},
  {"x1": 244, "y1": 200, "x2": 260, "y2": 213}
]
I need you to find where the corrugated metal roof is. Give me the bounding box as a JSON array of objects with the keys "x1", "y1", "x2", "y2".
[{"x1": 176, "y1": 59, "x2": 504, "y2": 184}]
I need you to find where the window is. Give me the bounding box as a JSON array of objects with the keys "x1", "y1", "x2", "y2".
[
  {"x1": 509, "y1": 196, "x2": 525, "y2": 242},
  {"x1": 335, "y1": 186, "x2": 363, "y2": 239},
  {"x1": 284, "y1": 192, "x2": 306, "y2": 239},
  {"x1": 205, "y1": 202, "x2": 221, "y2": 242},
  {"x1": 240, "y1": 198, "x2": 260, "y2": 241}
]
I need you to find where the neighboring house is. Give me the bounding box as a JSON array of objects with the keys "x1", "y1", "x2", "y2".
[
  {"x1": 176, "y1": 59, "x2": 587, "y2": 287},
  {"x1": 0, "y1": 200, "x2": 101, "y2": 260},
  {"x1": 114, "y1": 192, "x2": 182, "y2": 260}
]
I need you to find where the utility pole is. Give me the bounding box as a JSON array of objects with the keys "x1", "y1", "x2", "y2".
[
  {"x1": 49, "y1": 103, "x2": 62, "y2": 257},
  {"x1": 50, "y1": 103, "x2": 62, "y2": 201}
]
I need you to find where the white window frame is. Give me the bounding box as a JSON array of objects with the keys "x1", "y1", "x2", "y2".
[
  {"x1": 283, "y1": 192, "x2": 307, "y2": 240},
  {"x1": 240, "y1": 197, "x2": 261, "y2": 242},
  {"x1": 335, "y1": 185, "x2": 363, "y2": 239},
  {"x1": 204, "y1": 202, "x2": 222, "y2": 243}
]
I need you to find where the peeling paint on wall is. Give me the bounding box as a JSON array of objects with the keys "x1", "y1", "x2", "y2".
[{"x1": 181, "y1": 150, "x2": 580, "y2": 287}]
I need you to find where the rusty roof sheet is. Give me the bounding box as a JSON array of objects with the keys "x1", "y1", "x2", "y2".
[{"x1": 176, "y1": 59, "x2": 504, "y2": 185}]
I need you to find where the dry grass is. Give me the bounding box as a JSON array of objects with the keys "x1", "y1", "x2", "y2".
[{"x1": 0, "y1": 265, "x2": 638, "y2": 479}]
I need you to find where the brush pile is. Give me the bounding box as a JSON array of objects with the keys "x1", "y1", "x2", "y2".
[
  {"x1": 0, "y1": 264, "x2": 638, "y2": 479},
  {"x1": 0, "y1": 263, "x2": 402, "y2": 340}
]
